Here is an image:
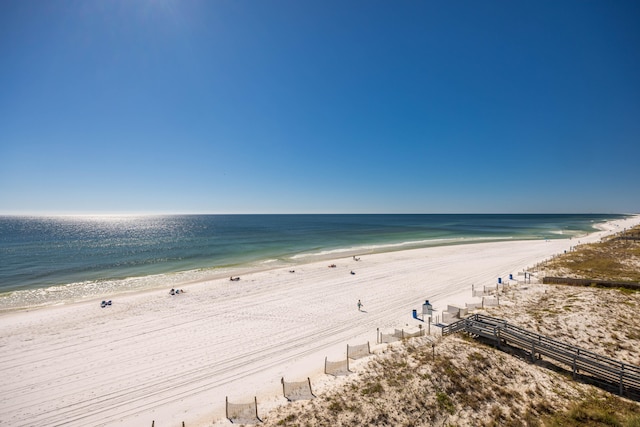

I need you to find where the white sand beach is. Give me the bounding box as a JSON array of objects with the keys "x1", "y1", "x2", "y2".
[{"x1": 1, "y1": 216, "x2": 638, "y2": 427}]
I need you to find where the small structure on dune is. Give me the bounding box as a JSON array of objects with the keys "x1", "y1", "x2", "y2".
[{"x1": 226, "y1": 396, "x2": 261, "y2": 424}]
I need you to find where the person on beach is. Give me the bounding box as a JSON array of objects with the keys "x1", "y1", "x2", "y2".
[{"x1": 357, "y1": 300, "x2": 362, "y2": 311}]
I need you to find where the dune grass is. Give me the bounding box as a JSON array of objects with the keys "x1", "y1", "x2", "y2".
[
  {"x1": 541, "y1": 225, "x2": 640, "y2": 283},
  {"x1": 543, "y1": 393, "x2": 640, "y2": 427}
]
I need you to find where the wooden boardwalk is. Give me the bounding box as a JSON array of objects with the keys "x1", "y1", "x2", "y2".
[{"x1": 442, "y1": 314, "x2": 640, "y2": 399}]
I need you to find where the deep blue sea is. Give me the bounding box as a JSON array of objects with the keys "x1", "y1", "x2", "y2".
[{"x1": 0, "y1": 214, "x2": 627, "y2": 310}]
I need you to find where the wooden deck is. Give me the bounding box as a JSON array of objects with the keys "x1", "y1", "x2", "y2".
[{"x1": 442, "y1": 314, "x2": 640, "y2": 399}]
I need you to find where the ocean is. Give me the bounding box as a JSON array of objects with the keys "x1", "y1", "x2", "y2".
[{"x1": 0, "y1": 214, "x2": 627, "y2": 310}]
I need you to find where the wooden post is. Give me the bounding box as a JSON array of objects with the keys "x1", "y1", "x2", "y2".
[
  {"x1": 376, "y1": 328, "x2": 379, "y2": 344},
  {"x1": 225, "y1": 396, "x2": 228, "y2": 420},
  {"x1": 620, "y1": 365, "x2": 625, "y2": 396},
  {"x1": 255, "y1": 396, "x2": 259, "y2": 421},
  {"x1": 281, "y1": 377, "x2": 286, "y2": 399},
  {"x1": 531, "y1": 342, "x2": 535, "y2": 362},
  {"x1": 308, "y1": 377, "x2": 314, "y2": 397},
  {"x1": 324, "y1": 357, "x2": 327, "y2": 374}
]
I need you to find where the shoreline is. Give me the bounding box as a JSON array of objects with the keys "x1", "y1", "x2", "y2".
[
  {"x1": 1, "y1": 215, "x2": 638, "y2": 426},
  {"x1": 1, "y1": 216, "x2": 629, "y2": 313},
  {"x1": 0, "y1": 234, "x2": 588, "y2": 314}
]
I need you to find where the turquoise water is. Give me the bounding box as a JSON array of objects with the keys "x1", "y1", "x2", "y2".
[{"x1": 0, "y1": 214, "x2": 627, "y2": 309}]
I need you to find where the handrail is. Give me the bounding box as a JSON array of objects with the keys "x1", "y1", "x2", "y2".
[{"x1": 443, "y1": 314, "x2": 640, "y2": 397}]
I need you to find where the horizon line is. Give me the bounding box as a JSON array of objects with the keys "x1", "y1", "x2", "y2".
[{"x1": 0, "y1": 212, "x2": 635, "y2": 217}]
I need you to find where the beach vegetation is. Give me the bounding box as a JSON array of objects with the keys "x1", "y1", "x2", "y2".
[
  {"x1": 542, "y1": 394, "x2": 640, "y2": 427},
  {"x1": 436, "y1": 391, "x2": 456, "y2": 414},
  {"x1": 276, "y1": 413, "x2": 298, "y2": 425},
  {"x1": 360, "y1": 381, "x2": 384, "y2": 396},
  {"x1": 327, "y1": 397, "x2": 344, "y2": 413},
  {"x1": 540, "y1": 225, "x2": 640, "y2": 283}
]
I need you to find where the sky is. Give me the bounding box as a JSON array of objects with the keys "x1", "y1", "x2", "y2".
[{"x1": 1, "y1": 0, "x2": 639, "y2": 215}]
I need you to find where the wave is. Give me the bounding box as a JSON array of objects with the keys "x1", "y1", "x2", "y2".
[{"x1": 290, "y1": 236, "x2": 515, "y2": 260}]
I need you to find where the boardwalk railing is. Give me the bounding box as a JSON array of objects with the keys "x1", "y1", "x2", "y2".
[{"x1": 443, "y1": 314, "x2": 640, "y2": 398}]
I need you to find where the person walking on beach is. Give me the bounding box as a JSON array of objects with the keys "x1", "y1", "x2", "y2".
[{"x1": 357, "y1": 299, "x2": 363, "y2": 311}]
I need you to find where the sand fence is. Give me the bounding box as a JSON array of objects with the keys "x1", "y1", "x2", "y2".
[
  {"x1": 281, "y1": 377, "x2": 315, "y2": 401},
  {"x1": 379, "y1": 327, "x2": 425, "y2": 343},
  {"x1": 324, "y1": 357, "x2": 352, "y2": 376},
  {"x1": 347, "y1": 342, "x2": 372, "y2": 359},
  {"x1": 225, "y1": 396, "x2": 261, "y2": 424},
  {"x1": 223, "y1": 274, "x2": 537, "y2": 424}
]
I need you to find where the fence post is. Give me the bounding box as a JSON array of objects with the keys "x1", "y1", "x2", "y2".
[
  {"x1": 255, "y1": 396, "x2": 259, "y2": 421},
  {"x1": 531, "y1": 342, "x2": 536, "y2": 362}
]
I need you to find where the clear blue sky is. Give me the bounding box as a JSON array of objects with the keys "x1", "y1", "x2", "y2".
[{"x1": 1, "y1": 1, "x2": 639, "y2": 214}]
